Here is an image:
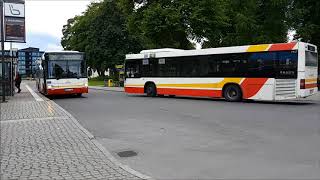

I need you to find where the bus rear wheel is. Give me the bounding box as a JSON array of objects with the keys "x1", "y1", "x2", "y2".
[
  {"x1": 145, "y1": 83, "x2": 157, "y2": 97},
  {"x1": 223, "y1": 85, "x2": 242, "y2": 102}
]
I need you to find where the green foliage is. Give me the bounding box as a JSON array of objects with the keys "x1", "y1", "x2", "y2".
[
  {"x1": 88, "y1": 79, "x2": 105, "y2": 87},
  {"x1": 120, "y1": 0, "x2": 290, "y2": 49},
  {"x1": 289, "y1": 0, "x2": 320, "y2": 48},
  {"x1": 198, "y1": 0, "x2": 289, "y2": 47},
  {"x1": 62, "y1": 0, "x2": 318, "y2": 78},
  {"x1": 123, "y1": 0, "x2": 195, "y2": 49},
  {"x1": 89, "y1": 76, "x2": 107, "y2": 81},
  {"x1": 61, "y1": 1, "x2": 141, "y2": 75}
]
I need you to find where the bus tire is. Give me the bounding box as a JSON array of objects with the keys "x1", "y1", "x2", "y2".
[
  {"x1": 223, "y1": 84, "x2": 242, "y2": 102},
  {"x1": 145, "y1": 83, "x2": 157, "y2": 97},
  {"x1": 76, "y1": 93, "x2": 82, "y2": 97}
]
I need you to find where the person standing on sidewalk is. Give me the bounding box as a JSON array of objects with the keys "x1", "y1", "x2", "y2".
[{"x1": 15, "y1": 73, "x2": 22, "y2": 93}]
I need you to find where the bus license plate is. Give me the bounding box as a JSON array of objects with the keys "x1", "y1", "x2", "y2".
[{"x1": 65, "y1": 88, "x2": 73, "y2": 92}]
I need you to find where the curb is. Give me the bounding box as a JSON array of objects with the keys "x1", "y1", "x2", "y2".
[
  {"x1": 89, "y1": 86, "x2": 124, "y2": 92},
  {"x1": 48, "y1": 99, "x2": 153, "y2": 180}
]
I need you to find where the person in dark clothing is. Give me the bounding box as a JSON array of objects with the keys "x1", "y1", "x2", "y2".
[{"x1": 15, "y1": 73, "x2": 22, "y2": 93}]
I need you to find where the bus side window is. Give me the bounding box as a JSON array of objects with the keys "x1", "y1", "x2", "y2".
[
  {"x1": 248, "y1": 52, "x2": 276, "y2": 77},
  {"x1": 276, "y1": 51, "x2": 298, "y2": 79},
  {"x1": 126, "y1": 61, "x2": 141, "y2": 78}
]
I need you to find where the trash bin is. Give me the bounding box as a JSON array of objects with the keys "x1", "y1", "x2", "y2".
[{"x1": 108, "y1": 79, "x2": 113, "y2": 87}]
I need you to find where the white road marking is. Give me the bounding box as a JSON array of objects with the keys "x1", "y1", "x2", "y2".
[{"x1": 25, "y1": 84, "x2": 44, "y2": 102}]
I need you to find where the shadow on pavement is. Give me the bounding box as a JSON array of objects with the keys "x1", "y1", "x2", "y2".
[{"x1": 48, "y1": 94, "x2": 88, "y2": 100}]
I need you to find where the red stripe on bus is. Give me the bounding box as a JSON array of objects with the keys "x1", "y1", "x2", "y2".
[
  {"x1": 125, "y1": 87, "x2": 222, "y2": 97},
  {"x1": 125, "y1": 87, "x2": 145, "y2": 94},
  {"x1": 305, "y1": 83, "x2": 317, "y2": 89},
  {"x1": 47, "y1": 87, "x2": 88, "y2": 95},
  {"x1": 241, "y1": 78, "x2": 268, "y2": 99},
  {"x1": 268, "y1": 42, "x2": 297, "y2": 51},
  {"x1": 157, "y1": 88, "x2": 222, "y2": 97}
]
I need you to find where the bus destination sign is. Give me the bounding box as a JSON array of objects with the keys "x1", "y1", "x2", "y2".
[{"x1": 48, "y1": 54, "x2": 84, "y2": 61}]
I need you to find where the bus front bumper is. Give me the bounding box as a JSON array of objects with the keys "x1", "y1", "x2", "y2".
[{"x1": 47, "y1": 87, "x2": 88, "y2": 95}]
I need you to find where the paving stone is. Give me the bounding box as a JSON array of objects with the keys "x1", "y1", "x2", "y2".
[{"x1": 0, "y1": 84, "x2": 146, "y2": 180}]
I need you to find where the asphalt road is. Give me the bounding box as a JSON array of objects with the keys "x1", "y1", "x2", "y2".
[{"x1": 50, "y1": 87, "x2": 320, "y2": 179}]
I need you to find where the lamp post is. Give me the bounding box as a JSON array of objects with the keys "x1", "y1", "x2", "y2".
[{"x1": 1, "y1": 0, "x2": 5, "y2": 102}]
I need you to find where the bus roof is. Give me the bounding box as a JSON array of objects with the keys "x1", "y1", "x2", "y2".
[
  {"x1": 44, "y1": 51, "x2": 84, "y2": 54},
  {"x1": 126, "y1": 42, "x2": 316, "y2": 60},
  {"x1": 140, "y1": 48, "x2": 185, "y2": 54}
]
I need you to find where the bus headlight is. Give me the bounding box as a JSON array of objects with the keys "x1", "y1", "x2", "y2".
[
  {"x1": 84, "y1": 83, "x2": 88, "y2": 87},
  {"x1": 48, "y1": 85, "x2": 52, "y2": 89}
]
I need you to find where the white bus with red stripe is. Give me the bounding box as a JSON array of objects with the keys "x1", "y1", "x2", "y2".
[
  {"x1": 124, "y1": 42, "x2": 318, "y2": 101},
  {"x1": 35, "y1": 51, "x2": 88, "y2": 96}
]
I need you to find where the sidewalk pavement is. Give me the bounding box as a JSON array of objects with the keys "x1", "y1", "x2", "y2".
[
  {"x1": 0, "y1": 83, "x2": 151, "y2": 180},
  {"x1": 89, "y1": 86, "x2": 124, "y2": 92}
]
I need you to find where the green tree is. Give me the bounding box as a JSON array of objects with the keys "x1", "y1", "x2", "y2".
[
  {"x1": 121, "y1": 0, "x2": 289, "y2": 49},
  {"x1": 289, "y1": 0, "x2": 320, "y2": 48},
  {"x1": 120, "y1": 0, "x2": 195, "y2": 49},
  {"x1": 198, "y1": 0, "x2": 289, "y2": 48},
  {"x1": 61, "y1": 1, "x2": 141, "y2": 76}
]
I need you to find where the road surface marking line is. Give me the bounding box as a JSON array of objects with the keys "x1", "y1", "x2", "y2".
[{"x1": 26, "y1": 84, "x2": 44, "y2": 102}]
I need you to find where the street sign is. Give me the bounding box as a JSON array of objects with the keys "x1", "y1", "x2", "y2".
[
  {"x1": 5, "y1": 17, "x2": 25, "y2": 42},
  {"x1": 4, "y1": 3, "x2": 25, "y2": 18},
  {"x1": 3, "y1": 1, "x2": 25, "y2": 43}
]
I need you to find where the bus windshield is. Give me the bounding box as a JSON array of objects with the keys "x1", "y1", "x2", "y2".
[
  {"x1": 305, "y1": 51, "x2": 318, "y2": 67},
  {"x1": 47, "y1": 60, "x2": 86, "y2": 79}
]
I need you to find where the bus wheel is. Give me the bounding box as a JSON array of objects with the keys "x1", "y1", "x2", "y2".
[
  {"x1": 76, "y1": 93, "x2": 82, "y2": 97},
  {"x1": 145, "y1": 83, "x2": 157, "y2": 97},
  {"x1": 223, "y1": 84, "x2": 242, "y2": 102}
]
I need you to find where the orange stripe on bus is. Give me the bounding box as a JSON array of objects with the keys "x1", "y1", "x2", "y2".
[
  {"x1": 305, "y1": 78, "x2": 317, "y2": 83},
  {"x1": 268, "y1": 42, "x2": 297, "y2": 51},
  {"x1": 126, "y1": 78, "x2": 243, "y2": 89},
  {"x1": 125, "y1": 78, "x2": 269, "y2": 99},
  {"x1": 157, "y1": 88, "x2": 222, "y2": 97},
  {"x1": 240, "y1": 78, "x2": 268, "y2": 99},
  {"x1": 158, "y1": 78, "x2": 242, "y2": 89}
]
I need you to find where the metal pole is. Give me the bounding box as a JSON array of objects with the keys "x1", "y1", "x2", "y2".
[
  {"x1": 1, "y1": 0, "x2": 5, "y2": 102},
  {"x1": 10, "y1": 42, "x2": 13, "y2": 96}
]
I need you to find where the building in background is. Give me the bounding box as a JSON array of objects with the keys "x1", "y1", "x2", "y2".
[{"x1": 18, "y1": 47, "x2": 44, "y2": 77}]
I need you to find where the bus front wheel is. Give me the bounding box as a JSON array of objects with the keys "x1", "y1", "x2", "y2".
[
  {"x1": 223, "y1": 84, "x2": 242, "y2": 102},
  {"x1": 145, "y1": 83, "x2": 157, "y2": 97}
]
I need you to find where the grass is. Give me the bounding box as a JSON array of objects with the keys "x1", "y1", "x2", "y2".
[{"x1": 88, "y1": 79, "x2": 105, "y2": 87}]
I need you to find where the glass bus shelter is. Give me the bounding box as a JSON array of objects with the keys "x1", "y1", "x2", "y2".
[{"x1": 0, "y1": 51, "x2": 18, "y2": 97}]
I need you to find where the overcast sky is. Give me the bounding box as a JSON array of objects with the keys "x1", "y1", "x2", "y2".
[{"x1": 10, "y1": 0, "x2": 94, "y2": 51}]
